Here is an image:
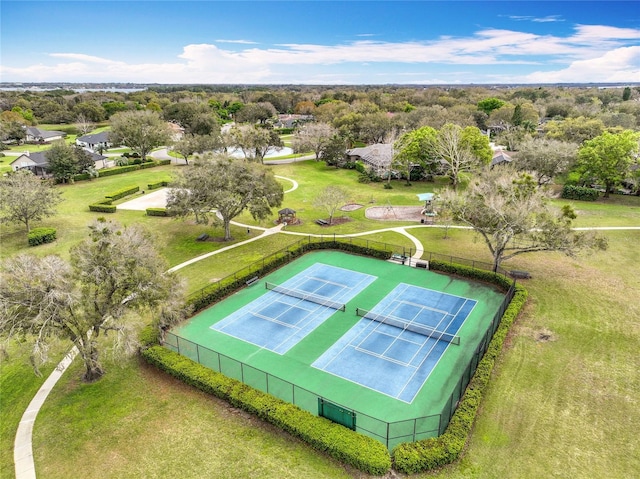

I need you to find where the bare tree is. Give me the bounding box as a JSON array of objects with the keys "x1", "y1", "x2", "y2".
[
  {"x1": 0, "y1": 170, "x2": 62, "y2": 233},
  {"x1": 431, "y1": 124, "x2": 492, "y2": 190},
  {"x1": 0, "y1": 219, "x2": 181, "y2": 381},
  {"x1": 292, "y1": 122, "x2": 336, "y2": 160},
  {"x1": 313, "y1": 185, "x2": 349, "y2": 224},
  {"x1": 439, "y1": 167, "x2": 607, "y2": 271}
]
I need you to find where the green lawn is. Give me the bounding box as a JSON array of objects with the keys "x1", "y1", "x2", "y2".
[{"x1": 1, "y1": 158, "x2": 639, "y2": 478}]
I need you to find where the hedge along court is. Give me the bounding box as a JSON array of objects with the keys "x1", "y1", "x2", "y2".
[{"x1": 166, "y1": 251, "x2": 507, "y2": 449}]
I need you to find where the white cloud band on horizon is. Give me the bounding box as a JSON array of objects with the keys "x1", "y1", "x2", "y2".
[{"x1": 2, "y1": 23, "x2": 639, "y2": 84}]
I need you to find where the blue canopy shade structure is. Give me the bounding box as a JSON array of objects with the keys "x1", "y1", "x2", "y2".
[{"x1": 416, "y1": 193, "x2": 435, "y2": 202}]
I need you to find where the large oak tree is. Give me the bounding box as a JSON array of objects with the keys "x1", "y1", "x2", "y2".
[
  {"x1": 0, "y1": 219, "x2": 181, "y2": 381},
  {"x1": 439, "y1": 167, "x2": 607, "y2": 272},
  {"x1": 167, "y1": 155, "x2": 284, "y2": 240}
]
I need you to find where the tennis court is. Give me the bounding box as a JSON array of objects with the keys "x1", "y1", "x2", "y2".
[
  {"x1": 313, "y1": 284, "x2": 476, "y2": 403},
  {"x1": 170, "y1": 251, "x2": 507, "y2": 447},
  {"x1": 212, "y1": 263, "x2": 376, "y2": 354}
]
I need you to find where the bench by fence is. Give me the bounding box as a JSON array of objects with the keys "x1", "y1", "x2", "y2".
[
  {"x1": 245, "y1": 276, "x2": 259, "y2": 286},
  {"x1": 390, "y1": 253, "x2": 407, "y2": 264},
  {"x1": 508, "y1": 270, "x2": 531, "y2": 279}
]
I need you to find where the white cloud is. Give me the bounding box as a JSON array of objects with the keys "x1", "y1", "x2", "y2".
[
  {"x1": 2, "y1": 23, "x2": 639, "y2": 83},
  {"x1": 215, "y1": 39, "x2": 258, "y2": 44},
  {"x1": 523, "y1": 46, "x2": 640, "y2": 83}
]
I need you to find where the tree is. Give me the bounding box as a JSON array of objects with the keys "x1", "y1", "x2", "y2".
[
  {"x1": 313, "y1": 185, "x2": 349, "y2": 225},
  {"x1": 234, "y1": 102, "x2": 277, "y2": 124},
  {"x1": 167, "y1": 155, "x2": 283, "y2": 240},
  {"x1": 544, "y1": 116, "x2": 605, "y2": 143},
  {"x1": 439, "y1": 167, "x2": 607, "y2": 272},
  {"x1": 0, "y1": 170, "x2": 62, "y2": 233},
  {"x1": 577, "y1": 130, "x2": 640, "y2": 198},
  {"x1": 477, "y1": 97, "x2": 505, "y2": 115},
  {"x1": 392, "y1": 126, "x2": 438, "y2": 185},
  {"x1": 173, "y1": 133, "x2": 223, "y2": 164},
  {"x1": 431, "y1": 124, "x2": 492, "y2": 190},
  {"x1": 0, "y1": 219, "x2": 181, "y2": 381},
  {"x1": 228, "y1": 125, "x2": 283, "y2": 163},
  {"x1": 318, "y1": 133, "x2": 348, "y2": 167},
  {"x1": 516, "y1": 138, "x2": 578, "y2": 185},
  {"x1": 622, "y1": 87, "x2": 631, "y2": 101},
  {"x1": 45, "y1": 140, "x2": 78, "y2": 183},
  {"x1": 109, "y1": 110, "x2": 172, "y2": 161},
  {"x1": 292, "y1": 122, "x2": 336, "y2": 160}
]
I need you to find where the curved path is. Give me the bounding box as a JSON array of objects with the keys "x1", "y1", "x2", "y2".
[{"x1": 13, "y1": 165, "x2": 640, "y2": 478}]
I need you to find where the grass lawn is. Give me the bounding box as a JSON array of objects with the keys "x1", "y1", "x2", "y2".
[{"x1": 1, "y1": 158, "x2": 639, "y2": 478}]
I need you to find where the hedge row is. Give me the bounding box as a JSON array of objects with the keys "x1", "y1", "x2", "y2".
[
  {"x1": 146, "y1": 207, "x2": 170, "y2": 217},
  {"x1": 89, "y1": 199, "x2": 116, "y2": 213},
  {"x1": 28, "y1": 227, "x2": 56, "y2": 246},
  {"x1": 140, "y1": 345, "x2": 391, "y2": 475},
  {"x1": 148, "y1": 180, "x2": 169, "y2": 190},
  {"x1": 72, "y1": 159, "x2": 170, "y2": 182},
  {"x1": 187, "y1": 240, "x2": 391, "y2": 312},
  {"x1": 561, "y1": 185, "x2": 599, "y2": 201},
  {"x1": 105, "y1": 186, "x2": 139, "y2": 201},
  {"x1": 392, "y1": 262, "x2": 527, "y2": 474}
]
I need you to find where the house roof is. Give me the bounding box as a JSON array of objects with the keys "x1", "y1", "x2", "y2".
[
  {"x1": 346, "y1": 143, "x2": 393, "y2": 168},
  {"x1": 491, "y1": 150, "x2": 513, "y2": 167},
  {"x1": 25, "y1": 127, "x2": 65, "y2": 139},
  {"x1": 10, "y1": 151, "x2": 49, "y2": 166},
  {"x1": 77, "y1": 131, "x2": 110, "y2": 143}
]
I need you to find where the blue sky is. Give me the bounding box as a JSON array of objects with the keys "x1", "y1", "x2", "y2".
[{"x1": 1, "y1": 1, "x2": 639, "y2": 84}]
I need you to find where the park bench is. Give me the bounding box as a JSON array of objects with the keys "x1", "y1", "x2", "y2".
[
  {"x1": 196, "y1": 233, "x2": 209, "y2": 241},
  {"x1": 391, "y1": 253, "x2": 407, "y2": 264},
  {"x1": 415, "y1": 261, "x2": 428, "y2": 269},
  {"x1": 246, "y1": 276, "x2": 259, "y2": 286},
  {"x1": 509, "y1": 270, "x2": 531, "y2": 279},
  {"x1": 315, "y1": 219, "x2": 329, "y2": 225}
]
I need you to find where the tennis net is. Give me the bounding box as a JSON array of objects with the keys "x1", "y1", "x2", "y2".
[
  {"x1": 356, "y1": 308, "x2": 460, "y2": 344},
  {"x1": 265, "y1": 282, "x2": 346, "y2": 311}
]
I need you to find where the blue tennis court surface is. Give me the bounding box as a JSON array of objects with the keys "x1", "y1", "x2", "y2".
[
  {"x1": 312, "y1": 283, "x2": 477, "y2": 403},
  {"x1": 211, "y1": 263, "x2": 376, "y2": 354}
]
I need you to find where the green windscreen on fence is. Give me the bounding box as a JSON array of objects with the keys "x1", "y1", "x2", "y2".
[{"x1": 318, "y1": 398, "x2": 356, "y2": 430}]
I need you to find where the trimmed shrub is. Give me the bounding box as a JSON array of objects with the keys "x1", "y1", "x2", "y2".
[
  {"x1": 105, "y1": 186, "x2": 139, "y2": 201},
  {"x1": 141, "y1": 345, "x2": 391, "y2": 475},
  {"x1": 561, "y1": 185, "x2": 599, "y2": 201},
  {"x1": 89, "y1": 199, "x2": 116, "y2": 213},
  {"x1": 147, "y1": 180, "x2": 169, "y2": 190},
  {"x1": 99, "y1": 165, "x2": 139, "y2": 177},
  {"x1": 28, "y1": 227, "x2": 56, "y2": 246},
  {"x1": 146, "y1": 207, "x2": 170, "y2": 217}
]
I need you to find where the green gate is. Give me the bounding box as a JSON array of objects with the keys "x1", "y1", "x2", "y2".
[{"x1": 318, "y1": 398, "x2": 356, "y2": 430}]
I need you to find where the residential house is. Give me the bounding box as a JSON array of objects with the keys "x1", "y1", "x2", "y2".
[
  {"x1": 24, "y1": 127, "x2": 66, "y2": 143},
  {"x1": 9, "y1": 152, "x2": 50, "y2": 176},
  {"x1": 346, "y1": 143, "x2": 394, "y2": 176},
  {"x1": 76, "y1": 131, "x2": 111, "y2": 152},
  {"x1": 490, "y1": 149, "x2": 513, "y2": 168},
  {"x1": 9, "y1": 150, "x2": 109, "y2": 177}
]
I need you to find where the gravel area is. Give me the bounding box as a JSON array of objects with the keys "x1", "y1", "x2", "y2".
[{"x1": 365, "y1": 206, "x2": 425, "y2": 221}]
